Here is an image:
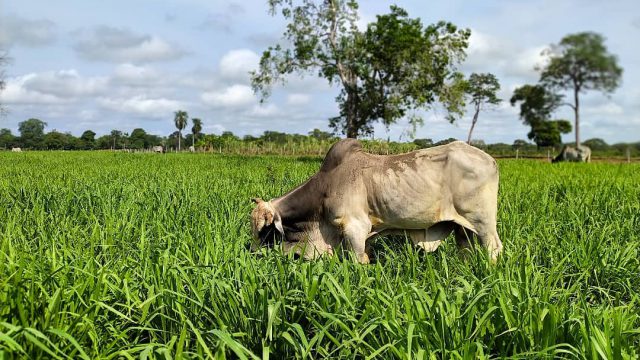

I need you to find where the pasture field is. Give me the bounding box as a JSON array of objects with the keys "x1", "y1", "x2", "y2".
[{"x1": 0, "y1": 151, "x2": 639, "y2": 359}]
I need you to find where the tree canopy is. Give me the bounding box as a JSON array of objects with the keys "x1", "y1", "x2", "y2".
[
  {"x1": 464, "y1": 72, "x2": 501, "y2": 144},
  {"x1": 538, "y1": 32, "x2": 622, "y2": 147},
  {"x1": 251, "y1": 1, "x2": 469, "y2": 138}
]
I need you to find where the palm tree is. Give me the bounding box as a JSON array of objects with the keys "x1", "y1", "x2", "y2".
[
  {"x1": 173, "y1": 110, "x2": 188, "y2": 151},
  {"x1": 191, "y1": 118, "x2": 202, "y2": 148}
]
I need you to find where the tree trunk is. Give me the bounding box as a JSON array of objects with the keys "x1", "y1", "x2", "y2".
[
  {"x1": 178, "y1": 131, "x2": 181, "y2": 151},
  {"x1": 574, "y1": 87, "x2": 580, "y2": 148},
  {"x1": 345, "y1": 87, "x2": 358, "y2": 138},
  {"x1": 467, "y1": 105, "x2": 480, "y2": 144},
  {"x1": 192, "y1": 134, "x2": 195, "y2": 148}
]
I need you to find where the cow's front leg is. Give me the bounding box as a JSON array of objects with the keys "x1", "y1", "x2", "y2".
[{"x1": 340, "y1": 217, "x2": 372, "y2": 264}]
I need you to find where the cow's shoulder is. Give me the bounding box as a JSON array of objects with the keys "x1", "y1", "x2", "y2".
[{"x1": 320, "y1": 139, "x2": 362, "y2": 172}]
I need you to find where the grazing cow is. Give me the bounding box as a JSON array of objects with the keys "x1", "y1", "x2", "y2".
[
  {"x1": 552, "y1": 145, "x2": 591, "y2": 163},
  {"x1": 189, "y1": 146, "x2": 195, "y2": 153},
  {"x1": 152, "y1": 145, "x2": 164, "y2": 153},
  {"x1": 251, "y1": 139, "x2": 502, "y2": 264},
  {"x1": 11, "y1": 147, "x2": 22, "y2": 152}
]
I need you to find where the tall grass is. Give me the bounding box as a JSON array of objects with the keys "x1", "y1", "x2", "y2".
[{"x1": 0, "y1": 152, "x2": 638, "y2": 359}]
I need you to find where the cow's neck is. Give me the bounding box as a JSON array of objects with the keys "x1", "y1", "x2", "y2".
[{"x1": 271, "y1": 176, "x2": 322, "y2": 223}]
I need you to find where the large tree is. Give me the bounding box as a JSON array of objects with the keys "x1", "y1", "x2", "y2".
[
  {"x1": 510, "y1": 84, "x2": 571, "y2": 148},
  {"x1": 191, "y1": 118, "x2": 202, "y2": 148},
  {"x1": 174, "y1": 110, "x2": 188, "y2": 151},
  {"x1": 80, "y1": 130, "x2": 96, "y2": 150},
  {"x1": 251, "y1": 1, "x2": 469, "y2": 138},
  {"x1": 18, "y1": 118, "x2": 47, "y2": 149},
  {"x1": 539, "y1": 32, "x2": 622, "y2": 148},
  {"x1": 464, "y1": 73, "x2": 501, "y2": 144},
  {"x1": 0, "y1": 128, "x2": 16, "y2": 148}
]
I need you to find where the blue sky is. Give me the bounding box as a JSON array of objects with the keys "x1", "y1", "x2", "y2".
[{"x1": 1, "y1": 0, "x2": 639, "y2": 144}]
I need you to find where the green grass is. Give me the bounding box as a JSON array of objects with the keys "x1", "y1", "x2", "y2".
[{"x1": 0, "y1": 152, "x2": 639, "y2": 359}]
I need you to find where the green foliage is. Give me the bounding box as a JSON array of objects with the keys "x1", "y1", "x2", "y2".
[
  {"x1": 510, "y1": 84, "x2": 562, "y2": 126},
  {"x1": 0, "y1": 153, "x2": 639, "y2": 358},
  {"x1": 540, "y1": 32, "x2": 622, "y2": 94},
  {"x1": 79, "y1": 130, "x2": 96, "y2": 150},
  {"x1": 174, "y1": 110, "x2": 189, "y2": 151},
  {"x1": 18, "y1": 118, "x2": 47, "y2": 149},
  {"x1": 0, "y1": 128, "x2": 16, "y2": 148},
  {"x1": 539, "y1": 32, "x2": 623, "y2": 147},
  {"x1": 464, "y1": 72, "x2": 501, "y2": 143},
  {"x1": 252, "y1": 1, "x2": 469, "y2": 138},
  {"x1": 528, "y1": 120, "x2": 572, "y2": 148}
]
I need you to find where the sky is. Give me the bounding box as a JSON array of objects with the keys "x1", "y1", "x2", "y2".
[{"x1": 1, "y1": 0, "x2": 639, "y2": 144}]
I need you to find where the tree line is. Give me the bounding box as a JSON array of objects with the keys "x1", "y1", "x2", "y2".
[{"x1": 0, "y1": 1, "x2": 625, "y2": 154}]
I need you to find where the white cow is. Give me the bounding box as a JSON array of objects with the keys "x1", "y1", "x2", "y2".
[
  {"x1": 251, "y1": 139, "x2": 502, "y2": 263},
  {"x1": 11, "y1": 147, "x2": 22, "y2": 152},
  {"x1": 152, "y1": 146, "x2": 164, "y2": 153},
  {"x1": 552, "y1": 145, "x2": 591, "y2": 163}
]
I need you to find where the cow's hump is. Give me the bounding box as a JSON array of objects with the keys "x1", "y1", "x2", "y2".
[{"x1": 320, "y1": 139, "x2": 362, "y2": 172}]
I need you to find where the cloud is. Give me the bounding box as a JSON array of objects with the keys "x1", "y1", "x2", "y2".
[
  {"x1": 463, "y1": 30, "x2": 547, "y2": 80},
  {"x1": 72, "y1": 26, "x2": 186, "y2": 63},
  {"x1": 198, "y1": 3, "x2": 246, "y2": 33},
  {"x1": 0, "y1": 15, "x2": 57, "y2": 47},
  {"x1": 98, "y1": 95, "x2": 184, "y2": 118},
  {"x1": 286, "y1": 93, "x2": 310, "y2": 106},
  {"x1": 0, "y1": 71, "x2": 106, "y2": 105},
  {"x1": 21, "y1": 69, "x2": 108, "y2": 98},
  {"x1": 111, "y1": 63, "x2": 162, "y2": 87},
  {"x1": 2, "y1": 77, "x2": 68, "y2": 105},
  {"x1": 633, "y1": 18, "x2": 640, "y2": 29},
  {"x1": 219, "y1": 49, "x2": 260, "y2": 83},
  {"x1": 247, "y1": 103, "x2": 279, "y2": 117},
  {"x1": 201, "y1": 84, "x2": 256, "y2": 108}
]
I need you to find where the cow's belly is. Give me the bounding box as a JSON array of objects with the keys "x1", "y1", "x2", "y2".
[{"x1": 365, "y1": 164, "x2": 451, "y2": 231}]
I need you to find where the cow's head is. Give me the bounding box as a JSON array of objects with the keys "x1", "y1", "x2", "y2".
[{"x1": 250, "y1": 198, "x2": 284, "y2": 251}]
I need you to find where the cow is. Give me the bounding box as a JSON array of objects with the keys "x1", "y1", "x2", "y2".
[
  {"x1": 189, "y1": 146, "x2": 195, "y2": 153},
  {"x1": 250, "y1": 139, "x2": 502, "y2": 264},
  {"x1": 552, "y1": 145, "x2": 591, "y2": 163},
  {"x1": 11, "y1": 147, "x2": 22, "y2": 152},
  {"x1": 152, "y1": 145, "x2": 164, "y2": 153}
]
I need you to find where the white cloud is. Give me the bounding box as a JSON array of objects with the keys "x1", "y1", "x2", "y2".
[
  {"x1": 72, "y1": 26, "x2": 186, "y2": 63},
  {"x1": 21, "y1": 69, "x2": 108, "y2": 97},
  {"x1": 219, "y1": 49, "x2": 259, "y2": 83},
  {"x1": 2, "y1": 74, "x2": 71, "y2": 104},
  {"x1": 0, "y1": 15, "x2": 57, "y2": 47},
  {"x1": 248, "y1": 103, "x2": 279, "y2": 117},
  {"x1": 201, "y1": 84, "x2": 256, "y2": 108},
  {"x1": 98, "y1": 95, "x2": 184, "y2": 118},
  {"x1": 286, "y1": 93, "x2": 310, "y2": 106},
  {"x1": 111, "y1": 63, "x2": 161, "y2": 86}
]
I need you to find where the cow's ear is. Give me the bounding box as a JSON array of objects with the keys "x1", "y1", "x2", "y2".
[{"x1": 274, "y1": 213, "x2": 284, "y2": 235}]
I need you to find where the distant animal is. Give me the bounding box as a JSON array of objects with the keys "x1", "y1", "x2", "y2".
[
  {"x1": 189, "y1": 146, "x2": 195, "y2": 153},
  {"x1": 552, "y1": 145, "x2": 591, "y2": 163},
  {"x1": 152, "y1": 146, "x2": 164, "y2": 153},
  {"x1": 11, "y1": 147, "x2": 21, "y2": 152},
  {"x1": 250, "y1": 139, "x2": 502, "y2": 264}
]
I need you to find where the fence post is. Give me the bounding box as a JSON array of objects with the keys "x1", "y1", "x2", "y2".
[
  {"x1": 516, "y1": 149, "x2": 519, "y2": 160},
  {"x1": 627, "y1": 147, "x2": 631, "y2": 163},
  {"x1": 547, "y1": 149, "x2": 550, "y2": 162}
]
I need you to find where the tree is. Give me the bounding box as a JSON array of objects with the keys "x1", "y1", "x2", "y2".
[
  {"x1": 539, "y1": 32, "x2": 622, "y2": 148},
  {"x1": 510, "y1": 84, "x2": 571, "y2": 148},
  {"x1": 528, "y1": 120, "x2": 571, "y2": 148},
  {"x1": 191, "y1": 118, "x2": 202, "y2": 148},
  {"x1": 174, "y1": 110, "x2": 188, "y2": 151},
  {"x1": 80, "y1": 130, "x2": 96, "y2": 150},
  {"x1": 129, "y1": 128, "x2": 148, "y2": 149},
  {"x1": 463, "y1": 73, "x2": 501, "y2": 144},
  {"x1": 110, "y1": 130, "x2": 123, "y2": 149},
  {"x1": 18, "y1": 118, "x2": 47, "y2": 149},
  {"x1": 251, "y1": 2, "x2": 470, "y2": 138},
  {"x1": 308, "y1": 128, "x2": 334, "y2": 142},
  {"x1": 0, "y1": 128, "x2": 16, "y2": 148}
]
